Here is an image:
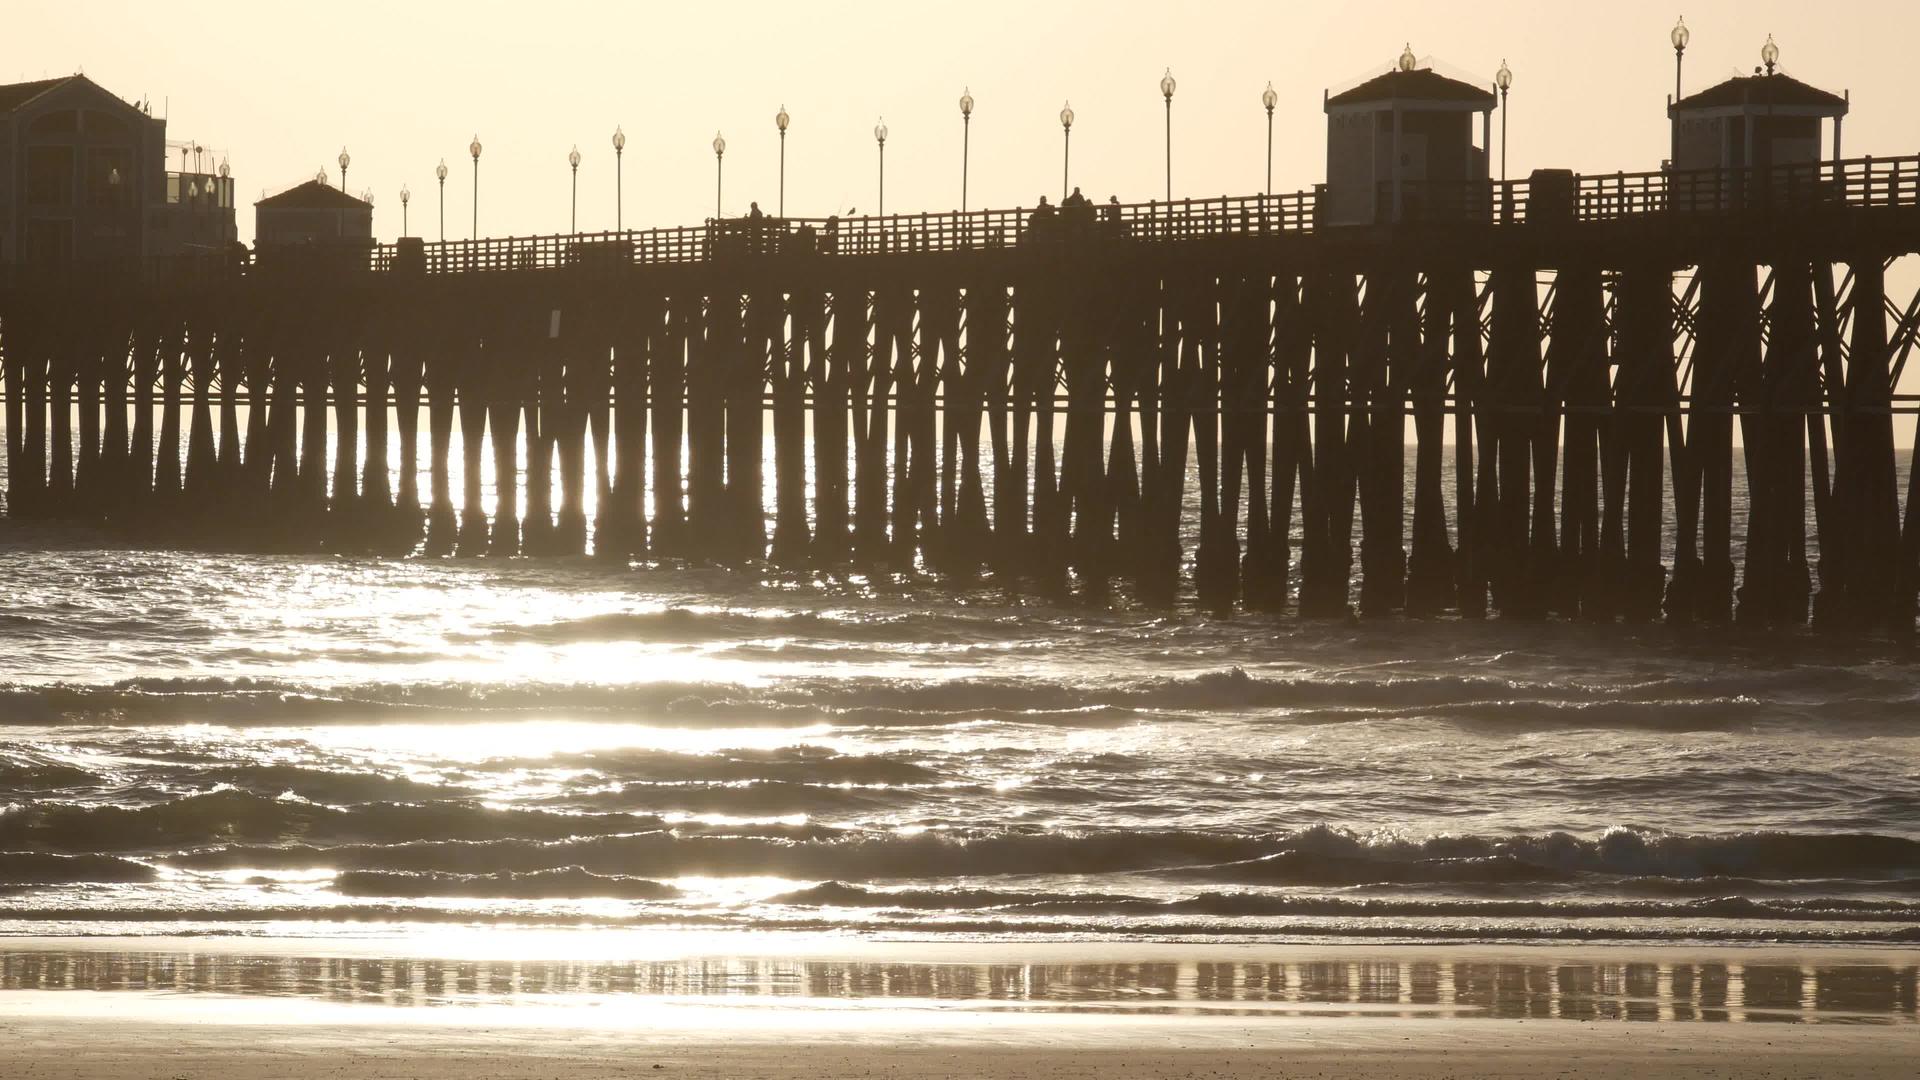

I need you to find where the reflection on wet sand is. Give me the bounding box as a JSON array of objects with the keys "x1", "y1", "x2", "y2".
[{"x1": 0, "y1": 951, "x2": 1914, "y2": 1023}]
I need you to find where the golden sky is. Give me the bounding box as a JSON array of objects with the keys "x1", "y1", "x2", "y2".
[{"x1": 9, "y1": 0, "x2": 1919, "y2": 243}]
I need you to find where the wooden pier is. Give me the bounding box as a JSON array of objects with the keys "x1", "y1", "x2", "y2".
[{"x1": 5, "y1": 157, "x2": 1920, "y2": 628}]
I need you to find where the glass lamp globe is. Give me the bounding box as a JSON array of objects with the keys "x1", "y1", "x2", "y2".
[
  {"x1": 874, "y1": 120, "x2": 887, "y2": 144},
  {"x1": 1060, "y1": 102, "x2": 1074, "y2": 130},
  {"x1": 612, "y1": 125, "x2": 626, "y2": 152},
  {"x1": 959, "y1": 88, "x2": 973, "y2": 116},
  {"x1": 776, "y1": 105, "x2": 789, "y2": 132},
  {"x1": 400, "y1": 184, "x2": 410, "y2": 205},
  {"x1": 713, "y1": 132, "x2": 726, "y2": 156},
  {"x1": 1761, "y1": 34, "x2": 1780, "y2": 72},
  {"x1": 569, "y1": 145, "x2": 581, "y2": 168},
  {"x1": 338, "y1": 146, "x2": 350, "y2": 171},
  {"x1": 1398, "y1": 44, "x2": 1417, "y2": 72},
  {"x1": 218, "y1": 159, "x2": 230, "y2": 178},
  {"x1": 1672, "y1": 16, "x2": 1690, "y2": 51},
  {"x1": 469, "y1": 135, "x2": 482, "y2": 160},
  {"x1": 316, "y1": 169, "x2": 328, "y2": 184},
  {"x1": 436, "y1": 158, "x2": 448, "y2": 181},
  {"x1": 1496, "y1": 60, "x2": 1513, "y2": 91},
  {"x1": 1161, "y1": 68, "x2": 1176, "y2": 100},
  {"x1": 1263, "y1": 82, "x2": 1277, "y2": 111}
]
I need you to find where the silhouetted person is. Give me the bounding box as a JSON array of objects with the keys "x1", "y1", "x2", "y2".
[
  {"x1": 825, "y1": 215, "x2": 839, "y2": 254},
  {"x1": 1063, "y1": 187, "x2": 1095, "y2": 234},
  {"x1": 1028, "y1": 196, "x2": 1057, "y2": 243},
  {"x1": 1104, "y1": 195, "x2": 1126, "y2": 238}
]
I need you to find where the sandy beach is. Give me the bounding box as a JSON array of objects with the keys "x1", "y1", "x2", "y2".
[
  {"x1": 3, "y1": 1008, "x2": 1917, "y2": 1079},
  {"x1": 1, "y1": 936, "x2": 1915, "y2": 1078}
]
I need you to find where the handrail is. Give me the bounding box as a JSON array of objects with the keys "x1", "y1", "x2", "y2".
[
  {"x1": 7, "y1": 154, "x2": 1917, "y2": 287},
  {"x1": 369, "y1": 153, "x2": 1920, "y2": 274}
]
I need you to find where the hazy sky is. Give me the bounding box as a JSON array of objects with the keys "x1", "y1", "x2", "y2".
[{"x1": 9, "y1": 1, "x2": 1919, "y2": 244}]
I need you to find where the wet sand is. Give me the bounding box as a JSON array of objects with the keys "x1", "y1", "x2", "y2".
[
  {"x1": 0, "y1": 937, "x2": 1914, "y2": 1078},
  {"x1": 2, "y1": 1013, "x2": 1917, "y2": 1079}
]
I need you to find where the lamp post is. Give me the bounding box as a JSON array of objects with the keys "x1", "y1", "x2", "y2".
[
  {"x1": 1671, "y1": 16, "x2": 1690, "y2": 102},
  {"x1": 775, "y1": 105, "x2": 790, "y2": 217},
  {"x1": 959, "y1": 87, "x2": 973, "y2": 211},
  {"x1": 435, "y1": 158, "x2": 448, "y2": 242},
  {"x1": 1262, "y1": 81, "x2": 1277, "y2": 196},
  {"x1": 217, "y1": 159, "x2": 229, "y2": 209},
  {"x1": 1495, "y1": 60, "x2": 1512, "y2": 183},
  {"x1": 1059, "y1": 102, "x2": 1073, "y2": 200},
  {"x1": 612, "y1": 126, "x2": 626, "y2": 230},
  {"x1": 469, "y1": 135, "x2": 482, "y2": 239},
  {"x1": 400, "y1": 183, "x2": 411, "y2": 236},
  {"x1": 568, "y1": 144, "x2": 581, "y2": 233},
  {"x1": 1762, "y1": 34, "x2": 1779, "y2": 76},
  {"x1": 338, "y1": 146, "x2": 350, "y2": 191},
  {"x1": 1160, "y1": 68, "x2": 1175, "y2": 202},
  {"x1": 875, "y1": 119, "x2": 888, "y2": 216},
  {"x1": 713, "y1": 132, "x2": 726, "y2": 219}
]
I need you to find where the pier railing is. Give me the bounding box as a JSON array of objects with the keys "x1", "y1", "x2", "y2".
[
  {"x1": 8, "y1": 154, "x2": 1917, "y2": 287},
  {"x1": 352, "y1": 153, "x2": 1920, "y2": 276}
]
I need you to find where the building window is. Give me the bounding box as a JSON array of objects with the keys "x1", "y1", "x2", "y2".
[
  {"x1": 85, "y1": 109, "x2": 129, "y2": 136},
  {"x1": 87, "y1": 147, "x2": 132, "y2": 208},
  {"x1": 27, "y1": 219, "x2": 73, "y2": 262},
  {"x1": 29, "y1": 109, "x2": 78, "y2": 136},
  {"x1": 26, "y1": 145, "x2": 75, "y2": 206}
]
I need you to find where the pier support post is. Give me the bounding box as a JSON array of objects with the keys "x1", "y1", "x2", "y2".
[
  {"x1": 1406, "y1": 269, "x2": 1456, "y2": 616},
  {"x1": 488, "y1": 330, "x2": 524, "y2": 557},
  {"x1": 455, "y1": 342, "x2": 491, "y2": 557},
  {"x1": 1615, "y1": 264, "x2": 1672, "y2": 622},
  {"x1": 649, "y1": 297, "x2": 688, "y2": 558}
]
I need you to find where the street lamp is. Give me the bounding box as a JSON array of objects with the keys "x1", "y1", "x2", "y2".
[
  {"x1": 1059, "y1": 101, "x2": 1074, "y2": 200},
  {"x1": 1262, "y1": 81, "x2": 1277, "y2": 197},
  {"x1": 1495, "y1": 60, "x2": 1513, "y2": 183},
  {"x1": 338, "y1": 146, "x2": 350, "y2": 192},
  {"x1": 400, "y1": 183, "x2": 411, "y2": 236},
  {"x1": 435, "y1": 158, "x2": 448, "y2": 241},
  {"x1": 217, "y1": 158, "x2": 229, "y2": 208},
  {"x1": 1671, "y1": 16, "x2": 1690, "y2": 102},
  {"x1": 775, "y1": 105, "x2": 789, "y2": 218},
  {"x1": 874, "y1": 119, "x2": 888, "y2": 216},
  {"x1": 1762, "y1": 34, "x2": 1779, "y2": 76},
  {"x1": 316, "y1": 169, "x2": 328, "y2": 184},
  {"x1": 1160, "y1": 68, "x2": 1175, "y2": 201},
  {"x1": 713, "y1": 131, "x2": 726, "y2": 219},
  {"x1": 569, "y1": 144, "x2": 581, "y2": 233},
  {"x1": 469, "y1": 135, "x2": 482, "y2": 240},
  {"x1": 612, "y1": 125, "x2": 626, "y2": 230},
  {"x1": 959, "y1": 87, "x2": 974, "y2": 211}
]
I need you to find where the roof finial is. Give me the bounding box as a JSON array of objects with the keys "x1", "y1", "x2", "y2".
[{"x1": 1398, "y1": 43, "x2": 1417, "y2": 72}]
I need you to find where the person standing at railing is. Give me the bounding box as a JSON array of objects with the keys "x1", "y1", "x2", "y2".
[
  {"x1": 1027, "y1": 197, "x2": 1057, "y2": 243},
  {"x1": 1104, "y1": 196, "x2": 1126, "y2": 239},
  {"x1": 1062, "y1": 187, "x2": 1095, "y2": 236}
]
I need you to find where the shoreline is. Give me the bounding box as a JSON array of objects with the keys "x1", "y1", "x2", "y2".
[
  {"x1": 1, "y1": 934, "x2": 1913, "y2": 1027},
  {"x1": 2, "y1": 1011, "x2": 1916, "y2": 1080}
]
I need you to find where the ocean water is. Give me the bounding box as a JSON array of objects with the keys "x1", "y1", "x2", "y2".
[
  {"x1": 3, "y1": 408, "x2": 1919, "y2": 950},
  {"x1": 3, "y1": 512, "x2": 1919, "y2": 947}
]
